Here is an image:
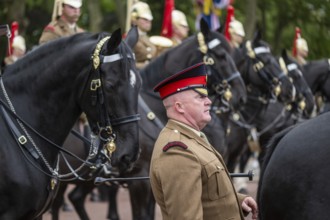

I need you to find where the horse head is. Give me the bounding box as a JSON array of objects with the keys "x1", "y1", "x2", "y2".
[
  {"x1": 0, "y1": 27, "x2": 141, "y2": 218},
  {"x1": 77, "y1": 27, "x2": 142, "y2": 174},
  {"x1": 197, "y1": 18, "x2": 247, "y2": 112},
  {"x1": 280, "y1": 49, "x2": 315, "y2": 117},
  {"x1": 236, "y1": 29, "x2": 295, "y2": 104}
]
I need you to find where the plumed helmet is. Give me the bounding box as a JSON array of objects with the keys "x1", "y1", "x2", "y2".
[
  {"x1": 296, "y1": 38, "x2": 308, "y2": 52},
  {"x1": 63, "y1": 0, "x2": 82, "y2": 8},
  {"x1": 52, "y1": 0, "x2": 82, "y2": 21},
  {"x1": 229, "y1": 19, "x2": 245, "y2": 37},
  {"x1": 292, "y1": 27, "x2": 308, "y2": 57},
  {"x1": 131, "y1": 1, "x2": 153, "y2": 22},
  {"x1": 172, "y1": 10, "x2": 188, "y2": 28},
  {"x1": 12, "y1": 35, "x2": 26, "y2": 52}
]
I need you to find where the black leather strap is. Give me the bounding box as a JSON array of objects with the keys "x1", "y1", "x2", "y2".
[{"x1": 0, "y1": 105, "x2": 39, "y2": 159}]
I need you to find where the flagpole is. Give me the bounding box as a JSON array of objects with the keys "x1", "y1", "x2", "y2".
[{"x1": 125, "y1": 0, "x2": 133, "y2": 33}]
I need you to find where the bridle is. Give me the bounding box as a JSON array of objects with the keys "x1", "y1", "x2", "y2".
[
  {"x1": 89, "y1": 36, "x2": 140, "y2": 159},
  {"x1": 279, "y1": 57, "x2": 307, "y2": 114},
  {"x1": 244, "y1": 40, "x2": 287, "y2": 100},
  {"x1": 197, "y1": 32, "x2": 242, "y2": 110}
]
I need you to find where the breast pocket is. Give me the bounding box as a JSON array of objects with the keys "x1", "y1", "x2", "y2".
[{"x1": 204, "y1": 161, "x2": 232, "y2": 200}]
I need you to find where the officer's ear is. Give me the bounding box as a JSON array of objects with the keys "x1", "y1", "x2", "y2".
[{"x1": 174, "y1": 101, "x2": 185, "y2": 114}]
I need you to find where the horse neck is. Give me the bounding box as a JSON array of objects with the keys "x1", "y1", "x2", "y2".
[
  {"x1": 303, "y1": 59, "x2": 330, "y2": 93},
  {"x1": 140, "y1": 55, "x2": 166, "y2": 92},
  {"x1": 1, "y1": 46, "x2": 92, "y2": 142}
]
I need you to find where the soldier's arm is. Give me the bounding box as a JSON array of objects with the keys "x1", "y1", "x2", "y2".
[{"x1": 152, "y1": 147, "x2": 203, "y2": 219}]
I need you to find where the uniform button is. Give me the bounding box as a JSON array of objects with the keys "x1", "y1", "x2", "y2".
[
  {"x1": 173, "y1": 130, "x2": 178, "y2": 133},
  {"x1": 146, "y1": 47, "x2": 151, "y2": 52},
  {"x1": 217, "y1": 165, "x2": 221, "y2": 169},
  {"x1": 147, "y1": 54, "x2": 152, "y2": 59}
]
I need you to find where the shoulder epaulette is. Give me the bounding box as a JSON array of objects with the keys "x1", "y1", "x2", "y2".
[
  {"x1": 163, "y1": 141, "x2": 188, "y2": 152},
  {"x1": 44, "y1": 25, "x2": 55, "y2": 32}
]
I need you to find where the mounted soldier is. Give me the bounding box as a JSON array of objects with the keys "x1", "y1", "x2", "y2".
[
  {"x1": 224, "y1": 5, "x2": 245, "y2": 49},
  {"x1": 130, "y1": 1, "x2": 157, "y2": 70},
  {"x1": 169, "y1": 10, "x2": 189, "y2": 46},
  {"x1": 4, "y1": 22, "x2": 26, "y2": 66},
  {"x1": 292, "y1": 27, "x2": 309, "y2": 66},
  {"x1": 39, "y1": 0, "x2": 84, "y2": 44}
]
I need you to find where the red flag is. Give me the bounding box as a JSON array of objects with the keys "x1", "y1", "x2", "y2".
[
  {"x1": 292, "y1": 27, "x2": 301, "y2": 57},
  {"x1": 224, "y1": 5, "x2": 234, "y2": 41},
  {"x1": 161, "y1": 0, "x2": 174, "y2": 38},
  {"x1": 8, "y1": 21, "x2": 19, "y2": 55}
]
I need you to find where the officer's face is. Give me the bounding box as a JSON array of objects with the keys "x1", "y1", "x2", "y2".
[
  {"x1": 62, "y1": 4, "x2": 81, "y2": 24},
  {"x1": 177, "y1": 90, "x2": 212, "y2": 130},
  {"x1": 231, "y1": 33, "x2": 244, "y2": 45},
  {"x1": 136, "y1": 18, "x2": 152, "y2": 33},
  {"x1": 173, "y1": 24, "x2": 189, "y2": 40}
]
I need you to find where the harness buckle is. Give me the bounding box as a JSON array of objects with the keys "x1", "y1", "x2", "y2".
[
  {"x1": 18, "y1": 135, "x2": 27, "y2": 145},
  {"x1": 90, "y1": 79, "x2": 101, "y2": 91}
]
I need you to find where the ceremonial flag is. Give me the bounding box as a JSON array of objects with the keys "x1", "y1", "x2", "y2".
[
  {"x1": 194, "y1": 0, "x2": 231, "y2": 31},
  {"x1": 161, "y1": 0, "x2": 175, "y2": 38}
]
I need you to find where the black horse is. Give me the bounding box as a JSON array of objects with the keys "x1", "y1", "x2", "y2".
[
  {"x1": 0, "y1": 28, "x2": 141, "y2": 220},
  {"x1": 103, "y1": 19, "x2": 248, "y2": 220},
  {"x1": 257, "y1": 111, "x2": 330, "y2": 220},
  {"x1": 236, "y1": 49, "x2": 315, "y2": 183},
  {"x1": 225, "y1": 32, "x2": 296, "y2": 175},
  {"x1": 301, "y1": 58, "x2": 330, "y2": 113}
]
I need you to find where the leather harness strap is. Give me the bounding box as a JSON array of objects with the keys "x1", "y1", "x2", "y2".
[{"x1": 0, "y1": 105, "x2": 40, "y2": 160}]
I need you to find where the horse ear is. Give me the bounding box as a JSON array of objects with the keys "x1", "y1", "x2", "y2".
[
  {"x1": 125, "y1": 25, "x2": 139, "y2": 48},
  {"x1": 253, "y1": 24, "x2": 262, "y2": 43},
  {"x1": 107, "y1": 28, "x2": 122, "y2": 52},
  {"x1": 217, "y1": 24, "x2": 224, "y2": 34},
  {"x1": 200, "y1": 18, "x2": 210, "y2": 39},
  {"x1": 282, "y1": 49, "x2": 288, "y2": 59}
]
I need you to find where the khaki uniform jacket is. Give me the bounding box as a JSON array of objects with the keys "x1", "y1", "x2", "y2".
[
  {"x1": 39, "y1": 18, "x2": 84, "y2": 44},
  {"x1": 150, "y1": 119, "x2": 247, "y2": 220},
  {"x1": 133, "y1": 34, "x2": 157, "y2": 70}
]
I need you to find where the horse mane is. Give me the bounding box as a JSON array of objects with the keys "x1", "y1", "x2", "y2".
[
  {"x1": 3, "y1": 33, "x2": 98, "y2": 76},
  {"x1": 4, "y1": 31, "x2": 134, "y2": 77}
]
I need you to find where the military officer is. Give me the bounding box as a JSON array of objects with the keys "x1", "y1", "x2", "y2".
[
  {"x1": 130, "y1": 1, "x2": 157, "y2": 70},
  {"x1": 150, "y1": 63, "x2": 258, "y2": 220},
  {"x1": 228, "y1": 19, "x2": 245, "y2": 49},
  {"x1": 39, "y1": 0, "x2": 84, "y2": 44}
]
